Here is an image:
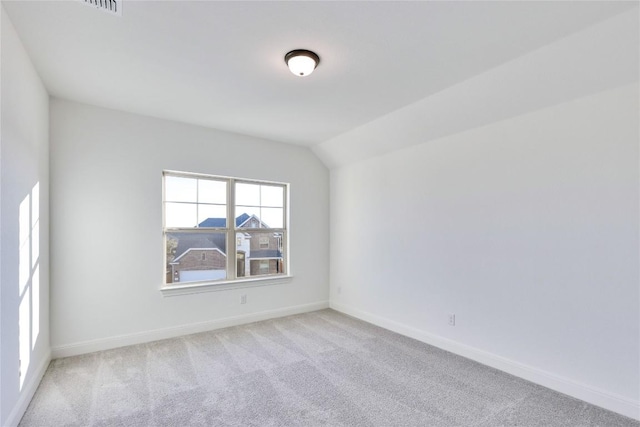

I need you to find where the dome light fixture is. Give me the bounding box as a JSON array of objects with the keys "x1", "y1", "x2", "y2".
[{"x1": 285, "y1": 49, "x2": 320, "y2": 77}]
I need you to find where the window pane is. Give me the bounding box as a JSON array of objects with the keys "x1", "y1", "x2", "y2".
[
  {"x1": 163, "y1": 172, "x2": 287, "y2": 286},
  {"x1": 261, "y1": 185, "x2": 284, "y2": 207},
  {"x1": 198, "y1": 179, "x2": 226, "y2": 204},
  {"x1": 165, "y1": 202, "x2": 197, "y2": 228},
  {"x1": 165, "y1": 176, "x2": 197, "y2": 203},
  {"x1": 235, "y1": 183, "x2": 260, "y2": 206},
  {"x1": 235, "y1": 207, "x2": 261, "y2": 228},
  {"x1": 261, "y1": 208, "x2": 284, "y2": 228},
  {"x1": 166, "y1": 232, "x2": 227, "y2": 284},
  {"x1": 197, "y1": 205, "x2": 227, "y2": 227},
  {"x1": 236, "y1": 230, "x2": 285, "y2": 278}
]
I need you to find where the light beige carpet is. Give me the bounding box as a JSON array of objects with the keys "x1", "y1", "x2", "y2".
[{"x1": 20, "y1": 309, "x2": 639, "y2": 426}]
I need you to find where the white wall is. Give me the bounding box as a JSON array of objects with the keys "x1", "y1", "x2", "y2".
[
  {"x1": 313, "y1": 8, "x2": 638, "y2": 169},
  {"x1": 49, "y1": 99, "x2": 329, "y2": 352},
  {"x1": 326, "y1": 8, "x2": 639, "y2": 419},
  {"x1": 1, "y1": 6, "x2": 51, "y2": 426},
  {"x1": 330, "y1": 82, "x2": 639, "y2": 418}
]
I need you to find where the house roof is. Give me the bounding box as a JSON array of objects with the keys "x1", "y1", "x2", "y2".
[
  {"x1": 236, "y1": 214, "x2": 269, "y2": 229},
  {"x1": 198, "y1": 213, "x2": 250, "y2": 228},
  {"x1": 173, "y1": 214, "x2": 275, "y2": 259},
  {"x1": 172, "y1": 247, "x2": 225, "y2": 263},
  {"x1": 198, "y1": 213, "x2": 270, "y2": 229},
  {"x1": 170, "y1": 233, "x2": 227, "y2": 260}
]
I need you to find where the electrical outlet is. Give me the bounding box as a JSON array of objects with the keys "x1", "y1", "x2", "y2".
[
  {"x1": 240, "y1": 294, "x2": 247, "y2": 304},
  {"x1": 337, "y1": 286, "x2": 342, "y2": 295},
  {"x1": 448, "y1": 313, "x2": 456, "y2": 326}
]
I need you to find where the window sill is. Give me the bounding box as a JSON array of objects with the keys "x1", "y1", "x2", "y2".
[{"x1": 160, "y1": 275, "x2": 293, "y2": 297}]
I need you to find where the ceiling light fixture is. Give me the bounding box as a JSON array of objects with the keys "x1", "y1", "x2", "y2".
[{"x1": 285, "y1": 49, "x2": 320, "y2": 77}]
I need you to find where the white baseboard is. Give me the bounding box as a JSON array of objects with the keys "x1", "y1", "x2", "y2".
[
  {"x1": 5, "y1": 350, "x2": 52, "y2": 427},
  {"x1": 52, "y1": 301, "x2": 329, "y2": 359},
  {"x1": 330, "y1": 301, "x2": 640, "y2": 421}
]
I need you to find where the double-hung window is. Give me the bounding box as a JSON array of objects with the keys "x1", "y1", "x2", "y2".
[{"x1": 163, "y1": 171, "x2": 288, "y2": 288}]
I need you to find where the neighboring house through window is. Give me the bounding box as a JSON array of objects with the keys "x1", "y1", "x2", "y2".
[{"x1": 163, "y1": 171, "x2": 287, "y2": 287}]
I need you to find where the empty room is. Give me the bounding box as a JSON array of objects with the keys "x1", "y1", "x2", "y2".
[{"x1": 1, "y1": 0, "x2": 638, "y2": 426}]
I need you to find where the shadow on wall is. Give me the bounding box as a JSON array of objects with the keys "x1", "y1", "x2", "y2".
[{"x1": 17, "y1": 181, "x2": 42, "y2": 390}]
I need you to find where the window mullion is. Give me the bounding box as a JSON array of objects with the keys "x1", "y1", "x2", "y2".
[
  {"x1": 284, "y1": 184, "x2": 289, "y2": 275},
  {"x1": 195, "y1": 178, "x2": 199, "y2": 227},
  {"x1": 227, "y1": 178, "x2": 236, "y2": 281}
]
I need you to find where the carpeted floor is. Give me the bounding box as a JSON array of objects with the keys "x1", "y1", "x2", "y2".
[{"x1": 20, "y1": 309, "x2": 639, "y2": 426}]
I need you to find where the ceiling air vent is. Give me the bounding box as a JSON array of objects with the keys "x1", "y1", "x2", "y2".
[{"x1": 81, "y1": 0, "x2": 122, "y2": 16}]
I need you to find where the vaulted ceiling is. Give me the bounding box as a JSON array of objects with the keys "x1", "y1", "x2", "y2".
[{"x1": 3, "y1": 1, "x2": 636, "y2": 147}]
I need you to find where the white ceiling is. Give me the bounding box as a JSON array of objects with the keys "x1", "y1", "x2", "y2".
[{"x1": 3, "y1": 1, "x2": 635, "y2": 147}]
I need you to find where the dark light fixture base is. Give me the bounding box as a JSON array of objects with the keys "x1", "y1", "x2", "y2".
[{"x1": 284, "y1": 49, "x2": 320, "y2": 67}]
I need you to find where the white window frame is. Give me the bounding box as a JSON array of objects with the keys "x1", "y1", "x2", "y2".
[{"x1": 161, "y1": 170, "x2": 291, "y2": 296}]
